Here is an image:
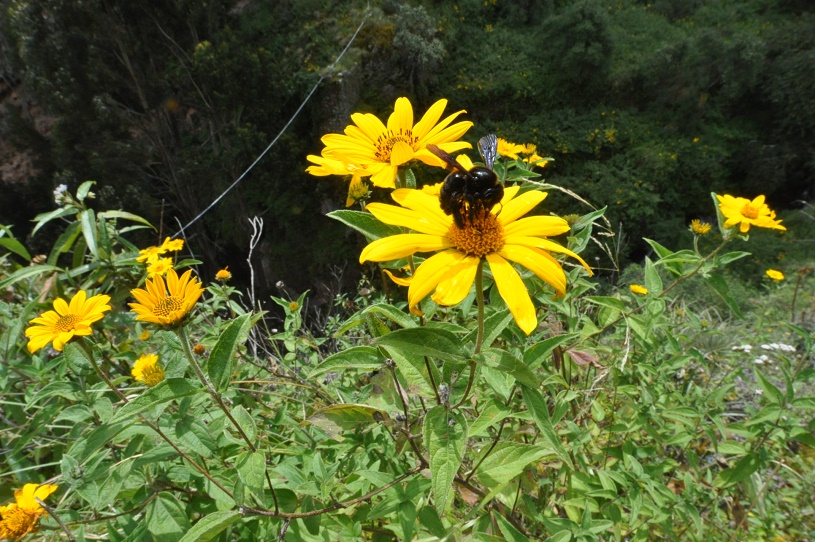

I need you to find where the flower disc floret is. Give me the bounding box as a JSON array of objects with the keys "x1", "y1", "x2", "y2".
[
  {"x1": 129, "y1": 268, "x2": 204, "y2": 326},
  {"x1": 25, "y1": 291, "x2": 112, "y2": 353},
  {"x1": 359, "y1": 186, "x2": 592, "y2": 335}
]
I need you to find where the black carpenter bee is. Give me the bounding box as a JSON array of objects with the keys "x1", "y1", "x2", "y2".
[{"x1": 427, "y1": 134, "x2": 503, "y2": 229}]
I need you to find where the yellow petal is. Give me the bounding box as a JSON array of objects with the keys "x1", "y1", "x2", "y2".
[
  {"x1": 412, "y1": 99, "x2": 447, "y2": 140},
  {"x1": 360, "y1": 234, "x2": 452, "y2": 263},
  {"x1": 69, "y1": 290, "x2": 87, "y2": 313},
  {"x1": 383, "y1": 269, "x2": 413, "y2": 287},
  {"x1": 431, "y1": 255, "x2": 480, "y2": 305},
  {"x1": 504, "y1": 237, "x2": 593, "y2": 275},
  {"x1": 407, "y1": 250, "x2": 467, "y2": 308},
  {"x1": 388, "y1": 97, "x2": 414, "y2": 133},
  {"x1": 53, "y1": 298, "x2": 69, "y2": 316},
  {"x1": 369, "y1": 163, "x2": 398, "y2": 188},
  {"x1": 497, "y1": 190, "x2": 547, "y2": 224},
  {"x1": 366, "y1": 203, "x2": 449, "y2": 236},
  {"x1": 351, "y1": 112, "x2": 387, "y2": 142},
  {"x1": 390, "y1": 189, "x2": 452, "y2": 228},
  {"x1": 503, "y1": 215, "x2": 570, "y2": 238},
  {"x1": 498, "y1": 244, "x2": 567, "y2": 296},
  {"x1": 485, "y1": 253, "x2": 537, "y2": 335},
  {"x1": 390, "y1": 140, "x2": 414, "y2": 166}
]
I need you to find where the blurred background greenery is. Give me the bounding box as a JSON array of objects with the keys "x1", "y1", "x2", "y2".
[{"x1": 1, "y1": 0, "x2": 812, "y2": 308}]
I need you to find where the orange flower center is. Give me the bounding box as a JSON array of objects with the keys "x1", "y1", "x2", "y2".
[
  {"x1": 54, "y1": 314, "x2": 79, "y2": 333},
  {"x1": 740, "y1": 203, "x2": 759, "y2": 219},
  {"x1": 153, "y1": 296, "x2": 184, "y2": 318},
  {"x1": 0, "y1": 506, "x2": 42, "y2": 538},
  {"x1": 374, "y1": 129, "x2": 416, "y2": 161},
  {"x1": 448, "y1": 211, "x2": 505, "y2": 258}
]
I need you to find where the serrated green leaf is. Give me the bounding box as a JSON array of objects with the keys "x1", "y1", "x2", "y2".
[
  {"x1": 110, "y1": 379, "x2": 202, "y2": 424},
  {"x1": 492, "y1": 510, "x2": 530, "y2": 542},
  {"x1": 424, "y1": 406, "x2": 467, "y2": 515},
  {"x1": 463, "y1": 309, "x2": 512, "y2": 348},
  {"x1": 179, "y1": 510, "x2": 242, "y2": 542},
  {"x1": 305, "y1": 404, "x2": 389, "y2": 441},
  {"x1": 379, "y1": 345, "x2": 437, "y2": 397},
  {"x1": 375, "y1": 327, "x2": 465, "y2": 362},
  {"x1": 327, "y1": 209, "x2": 403, "y2": 241},
  {"x1": 207, "y1": 313, "x2": 253, "y2": 393},
  {"x1": 475, "y1": 442, "x2": 550, "y2": 487},
  {"x1": 476, "y1": 348, "x2": 539, "y2": 387},
  {"x1": 230, "y1": 405, "x2": 257, "y2": 443},
  {"x1": 146, "y1": 493, "x2": 190, "y2": 542},
  {"x1": 308, "y1": 346, "x2": 383, "y2": 379},
  {"x1": 236, "y1": 450, "x2": 266, "y2": 495},
  {"x1": 175, "y1": 416, "x2": 216, "y2": 458}
]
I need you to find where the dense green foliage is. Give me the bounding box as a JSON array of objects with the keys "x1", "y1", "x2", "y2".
[{"x1": 1, "y1": 0, "x2": 813, "y2": 300}]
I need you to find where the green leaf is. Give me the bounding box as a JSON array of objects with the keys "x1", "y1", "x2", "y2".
[
  {"x1": 307, "y1": 346, "x2": 383, "y2": 379},
  {"x1": 717, "y1": 251, "x2": 751, "y2": 267},
  {"x1": 110, "y1": 379, "x2": 202, "y2": 424},
  {"x1": 0, "y1": 264, "x2": 61, "y2": 289},
  {"x1": 521, "y1": 385, "x2": 573, "y2": 469},
  {"x1": 585, "y1": 296, "x2": 626, "y2": 312},
  {"x1": 492, "y1": 510, "x2": 529, "y2": 542},
  {"x1": 97, "y1": 210, "x2": 155, "y2": 228},
  {"x1": 380, "y1": 346, "x2": 437, "y2": 397},
  {"x1": 32, "y1": 206, "x2": 78, "y2": 236},
  {"x1": 754, "y1": 369, "x2": 784, "y2": 405},
  {"x1": 375, "y1": 327, "x2": 465, "y2": 362},
  {"x1": 0, "y1": 237, "x2": 31, "y2": 261},
  {"x1": 230, "y1": 405, "x2": 257, "y2": 443},
  {"x1": 327, "y1": 209, "x2": 403, "y2": 241},
  {"x1": 704, "y1": 272, "x2": 743, "y2": 318},
  {"x1": 643, "y1": 256, "x2": 662, "y2": 295},
  {"x1": 463, "y1": 309, "x2": 513, "y2": 348},
  {"x1": 80, "y1": 209, "x2": 98, "y2": 257},
  {"x1": 76, "y1": 180, "x2": 96, "y2": 202},
  {"x1": 713, "y1": 453, "x2": 760, "y2": 488},
  {"x1": 146, "y1": 493, "x2": 190, "y2": 542},
  {"x1": 476, "y1": 348, "x2": 539, "y2": 387},
  {"x1": 524, "y1": 333, "x2": 579, "y2": 370},
  {"x1": 178, "y1": 510, "x2": 243, "y2": 542},
  {"x1": 175, "y1": 416, "x2": 216, "y2": 458},
  {"x1": 207, "y1": 313, "x2": 254, "y2": 393},
  {"x1": 305, "y1": 404, "x2": 389, "y2": 441},
  {"x1": 424, "y1": 406, "x2": 467, "y2": 515},
  {"x1": 236, "y1": 451, "x2": 266, "y2": 495},
  {"x1": 475, "y1": 442, "x2": 550, "y2": 487}
]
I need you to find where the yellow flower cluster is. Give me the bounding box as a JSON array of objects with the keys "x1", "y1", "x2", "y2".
[
  {"x1": 0, "y1": 483, "x2": 58, "y2": 540},
  {"x1": 497, "y1": 138, "x2": 548, "y2": 167},
  {"x1": 137, "y1": 237, "x2": 185, "y2": 277}
]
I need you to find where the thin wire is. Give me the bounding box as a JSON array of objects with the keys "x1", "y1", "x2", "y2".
[{"x1": 173, "y1": 9, "x2": 369, "y2": 238}]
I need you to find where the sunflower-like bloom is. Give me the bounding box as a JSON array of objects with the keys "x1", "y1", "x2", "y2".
[
  {"x1": 25, "y1": 291, "x2": 112, "y2": 353},
  {"x1": 629, "y1": 284, "x2": 648, "y2": 295},
  {"x1": 716, "y1": 194, "x2": 786, "y2": 233},
  {"x1": 132, "y1": 354, "x2": 165, "y2": 386},
  {"x1": 136, "y1": 244, "x2": 166, "y2": 264},
  {"x1": 215, "y1": 267, "x2": 232, "y2": 281},
  {"x1": 690, "y1": 219, "x2": 711, "y2": 236},
  {"x1": 146, "y1": 257, "x2": 174, "y2": 278},
  {"x1": 129, "y1": 268, "x2": 204, "y2": 326},
  {"x1": 0, "y1": 483, "x2": 58, "y2": 540},
  {"x1": 496, "y1": 138, "x2": 526, "y2": 160},
  {"x1": 316, "y1": 97, "x2": 473, "y2": 188},
  {"x1": 360, "y1": 186, "x2": 592, "y2": 334},
  {"x1": 765, "y1": 269, "x2": 784, "y2": 282},
  {"x1": 161, "y1": 237, "x2": 184, "y2": 252}
]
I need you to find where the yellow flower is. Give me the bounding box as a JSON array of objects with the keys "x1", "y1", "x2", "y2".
[
  {"x1": 0, "y1": 483, "x2": 58, "y2": 540},
  {"x1": 765, "y1": 269, "x2": 784, "y2": 282},
  {"x1": 524, "y1": 154, "x2": 549, "y2": 168},
  {"x1": 305, "y1": 154, "x2": 371, "y2": 207},
  {"x1": 215, "y1": 267, "x2": 232, "y2": 281},
  {"x1": 161, "y1": 237, "x2": 184, "y2": 252},
  {"x1": 496, "y1": 138, "x2": 526, "y2": 160},
  {"x1": 317, "y1": 97, "x2": 473, "y2": 188},
  {"x1": 690, "y1": 219, "x2": 711, "y2": 235},
  {"x1": 146, "y1": 257, "x2": 174, "y2": 278},
  {"x1": 345, "y1": 174, "x2": 370, "y2": 207},
  {"x1": 136, "y1": 244, "x2": 167, "y2": 264},
  {"x1": 630, "y1": 284, "x2": 648, "y2": 295},
  {"x1": 129, "y1": 268, "x2": 204, "y2": 326},
  {"x1": 289, "y1": 301, "x2": 300, "y2": 311},
  {"x1": 139, "y1": 330, "x2": 151, "y2": 341},
  {"x1": 25, "y1": 291, "x2": 112, "y2": 353},
  {"x1": 716, "y1": 194, "x2": 786, "y2": 233},
  {"x1": 131, "y1": 354, "x2": 165, "y2": 386},
  {"x1": 360, "y1": 186, "x2": 592, "y2": 335}
]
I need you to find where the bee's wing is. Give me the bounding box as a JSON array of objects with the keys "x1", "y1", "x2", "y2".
[
  {"x1": 478, "y1": 134, "x2": 498, "y2": 170},
  {"x1": 427, "y1": 144, "x2": 468, "y2": 173}
]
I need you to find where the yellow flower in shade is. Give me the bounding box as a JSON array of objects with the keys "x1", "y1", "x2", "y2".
[
  {"x1": 360, "y1": 186, "x2": 592, "y2": 335},
  {"x1": 317, "y1": 97, "x2": 473, "y2": 188},
  {"x1": 690, "y1": 219, "x2": 711, "y2": 235},
  {"x1": 139, "y1": 330, "x2": 150, "y2": 341},
  {"x1": 161, "y1": 237, "x2": 184, "y2": 252},
  {"x1": 524, "y1": 154, "x2": 549, "y2": 168},
  {"x1": 131, "y1": 354, "x2": 165, "y2": 386},
  {"x1": 0, "y1": 483, "x2": 58, "y2": 540},
  {"x1": 25, "y1": 291, "x2": 112, "y2": 353},
  {"x1": 630, "y1": 284, "x2": 648, "y2": 295},
  {"x1": 496, "y1": 138, "x2": 526, "y2": 160},
  {"x1": 765, "y1": 269, "x2": 784, "y2": 282},
  {"x1": 129, "y1": 268, "x2": 204, "y2": 326},
  {"x1": 305, "y1": 154, "x2": 371, "y2": 207},
  {"x1": 215, "y1": 267, "x2": 232, "y2": 281},
  {"x1": 716, "y1": 194, "x2": 786, "y2": 233},
  {"x1": 146, "y1": 257, "x2": 174, "y2": 278},
  {"x1": 289, "y1": 301, "x2": 300, "y2": 311},
  {"x1": 136, "y1": 244, "x2": 167, "y2": 264}
]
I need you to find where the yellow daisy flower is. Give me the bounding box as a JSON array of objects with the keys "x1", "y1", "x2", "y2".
[
  {"x1": 25, "y1": 291, "x2": 112, "y2": 353},
  {"x1": 132, "y1": 353, "x2": 165, "y2": 386},
  {"x1": 630, "y1": 284, "x2": 648, "y2": 295},
  {"x1": 765, "y1": 269, "x2": 784, "y2": 282},
  {"x1": 360, "y1": 186, "x2": 592, "y2": 335},
  {"x1": 161, "y1": 237, "x2": 184, "y2": 252},
  {"x1": 496, "y1": 138, "x2": 526, "y2": 160},
  {"x1": 318, "y1": 97, "x2": 473, "y2": 188},
  {"x1": 716, "y1": 194, "x2": 786, "y2": 233},
  {"x1": 690, "y1": 219, "x2": 711, "y2": 235},
  {"x1": 129, "y1": 268, "x2": 204, "y2": 326},
  {"x1": 146, "y1": 257, "x2": 174, "y2": 278},
  {"x1": 0, "y1": 483, "x2": 58, "y2": 540},
  {"x1": 136, "y1": 244, "x2": 167, "y2": 264},
  {"x1": 215, "y1": 267, "x2": 232, "y2": 281},
  {"x1": 139, "y1": 330, "x2": 151, "y2": 340}
]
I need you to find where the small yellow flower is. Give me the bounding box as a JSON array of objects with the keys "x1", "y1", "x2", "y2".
[
  {"x1": 345, "y1": 174, "x2": 370, "y2": 207},
  {"x1": 129, "y1": 268, "x2": 204, "y2": 327},
  {"x1": 716, "y1": 194, "x2": 786, "y2": 233},
  {"x1": 496, "y1": 138, "x2": 525, "y2": 160},
  {"x1": 215, "y1": 267, "x2": 232, "y2": 281},
  {"x1": 139, "y1": 330, "x2": 151, "y2": 341},
  {"x1": 136, "y1": 244, "x2": 167, "y2": 264},
  {"x1": 630, "y1": 284, "x2": 648, "y2": 295},
  {"x1": 161, "y1": 237, "x2": 184, "y2": 252},
  {"x1": 0, "y1": 483, "x2": 58, "y2": 540},
  {"x1": 132, "y1": 354, "x2": 165, "y2": 386},
  {"x1": 690, "y1": 219, "x2": 712, "y2": 235},
  {"x1": 289, "y1": 301, "x2": 300, "y2": 311},
  {"x1": 765, "y1": 269, "x2": 784, "y2": 282},
  {"x1": 146, "y1": 257, "x2": 174, "y2": 278},
  {"x1": 25, "y1": 291, "x2": 112, "y2": 353}
]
